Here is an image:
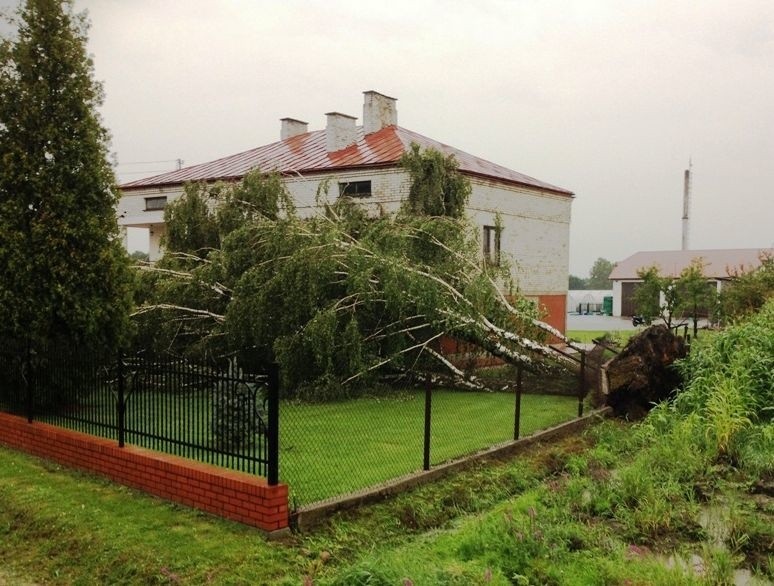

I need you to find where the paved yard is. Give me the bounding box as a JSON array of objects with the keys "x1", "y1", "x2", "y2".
[{"x1": 567, "y1": 313, "x2": 639, "y2": 331}]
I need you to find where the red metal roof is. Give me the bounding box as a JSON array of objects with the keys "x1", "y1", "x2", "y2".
[{"x1": 121, "y1": 125, "x2": 573, "y2": 196}]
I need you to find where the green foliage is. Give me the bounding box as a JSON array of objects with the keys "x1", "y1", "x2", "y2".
[
  {"x1": 163, "y1": 182, "x2": 220, "y2": 256},
  {"x1": 674, "y1": 259, "x2": 716, "y2": 336},
  {"x1": 720, "y1": 252, "x2": 774, "y2": 321},
  {"x1": 587, "y1": 257, "x2": 615, "y2": 289},
  {"x1": 210, "y1": 359, "x2": 265, "y2": 451},
  {"x1": 128, "y1": 250, "x2": 149, "y2": 262},
  {"x1": 568, "y1": 275, "x2": 587, "y2": 289},
  {"x1": 633, "y1": 265, "x2": 670, "y2": 324},
  {"x1": 634, "y1": 261, "x2": 717, "y2": 333},
  {"x1": 134, "y1": 170, "x2": 295, "y2": 360},
  {"x1": 0, "y1": 0, "x2": 132, "y2": 352},
  {"x1": 399, "y1": 142, "x2": 471, "y2": 218},
  {"x1": 137, "y1": 151, "x2": 547, "y2": 398}
]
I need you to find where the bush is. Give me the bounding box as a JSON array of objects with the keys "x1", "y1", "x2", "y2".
[{"x1": 210, "y1": 359, "x2": 266, "y2": 451}]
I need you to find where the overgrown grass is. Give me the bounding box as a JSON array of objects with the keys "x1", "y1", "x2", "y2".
[{"x1": 3, "y1": 303, "x2": 771, "y2": 584}]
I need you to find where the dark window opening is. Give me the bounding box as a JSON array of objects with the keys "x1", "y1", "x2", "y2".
[
  {"x1": 145, "y1": 196, "x2": 167, "y2": 211},
  {"x1": 483, "y1": 225, "x2": 502, "y2": 266},
  {"x1": 339, "y1": 180, "x2": 372, "y2": 198}
]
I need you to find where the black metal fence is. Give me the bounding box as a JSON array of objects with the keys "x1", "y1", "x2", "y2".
[
  {"x1": 0, "y1": 345, "x2": 279, "y2": 483},
  {"x1": 1, "y1": 342, "x2": 598, "y2": 509}
]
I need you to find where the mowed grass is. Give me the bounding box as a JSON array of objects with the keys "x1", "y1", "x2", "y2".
[
  {"x1": 566, "y1": 329, "x2": 637, "y2": 345},
  {"x1": 29, "y1": 386, "x2": 578, "y2": 507},
  {"x1": 281, "y1": 390, "x2": 577, "y2": 506}
]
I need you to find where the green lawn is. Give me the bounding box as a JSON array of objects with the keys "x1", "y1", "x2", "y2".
[
  {"x1": 281, "y1": 390, "x2": 577, "y2": 506},
  {"x1": 566, "y1": 329, "x2": 636, "y2": 345},
  {"x1": 31, "y1": 386, "x2": 578, "y2": 508}
]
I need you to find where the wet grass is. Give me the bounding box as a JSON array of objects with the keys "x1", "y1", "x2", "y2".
[
  {"x1": 3, "y1": 304, "x2": 772, "y2": 584},
  {"x1": 2, "y1": 416, "x2": 771, "y2": 585}
]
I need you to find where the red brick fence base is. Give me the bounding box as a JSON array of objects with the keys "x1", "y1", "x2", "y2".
[{"x1": 0, "y1": 412, "x2": 289, "y2": 535}]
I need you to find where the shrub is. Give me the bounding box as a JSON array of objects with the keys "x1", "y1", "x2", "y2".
[{"x1": 210, "y1": 359, "x2": 266, "y2": 451}]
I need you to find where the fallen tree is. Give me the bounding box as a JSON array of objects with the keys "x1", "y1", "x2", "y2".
[{"x1": 132, "y1": 148, "x2": 579, "y2": 398}]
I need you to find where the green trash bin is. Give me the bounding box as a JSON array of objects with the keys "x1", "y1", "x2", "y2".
[{"x1": 603, "y1": 296, "x2": 613, "y2": 316}]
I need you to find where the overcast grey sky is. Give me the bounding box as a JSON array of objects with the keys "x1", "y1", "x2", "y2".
[{"x1": 3, "y1": 0, "x2": 773, "y2": 275}]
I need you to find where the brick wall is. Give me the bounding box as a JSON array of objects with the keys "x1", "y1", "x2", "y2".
[
  {"x1": 0, "y1": 412, "x2": 289, "y2": 534},
  {"x1": 538, "y1": 293, "x2": 567, "y2": 335}
]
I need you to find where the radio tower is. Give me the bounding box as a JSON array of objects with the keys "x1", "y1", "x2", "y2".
[{"x1": 682, "y1": 159, "x2": 692, "y2": 251}]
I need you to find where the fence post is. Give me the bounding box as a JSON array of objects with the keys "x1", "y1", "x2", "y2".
[
  {"x1": 578, "y1": 351, "x2": 586, "y2": 418},
  {"x1": 514, "y1": 363, "x2": 523, "y2": 440},
  {"x1": 423, "y1": 379, "x2": 432, "y2": 471},
  {"x1": 25, "y1": 341, "x2": 33, "y2": 423},
  {"x1": 267, "y1": 363, "x2": 280, "y2": 486},
  {"x1": 117, "y1": 354, "x2": 125, "y2": 448}
]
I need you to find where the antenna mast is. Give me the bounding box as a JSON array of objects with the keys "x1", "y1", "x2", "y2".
[{"x1": 682, "y1": 159, "x2": 692, "y2": 251}]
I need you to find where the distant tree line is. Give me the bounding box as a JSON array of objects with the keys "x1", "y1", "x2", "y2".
[{"x1": 569, "y1": 257, "x2": 615, "y2": 290}]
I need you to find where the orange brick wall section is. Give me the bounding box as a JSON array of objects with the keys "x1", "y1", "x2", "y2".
[
  {"x1": 0, "y1": 412, "x2": 289, "y2": 534},
  {"x1": 439, "y1": 293, "x2": 567, "y2": 360},
  {"x1": 538, "y1": 294, "x2": 567, "y2": 335}
]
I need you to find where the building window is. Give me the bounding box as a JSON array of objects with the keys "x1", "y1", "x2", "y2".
[
  {"x1": 145, "y1": 196, "x2": 167, "y2": 211},
  {"x1": 339, "y1": 180, "x2": 372, "y2": 198},
  {"x1": 483, "y1": 225, "x2": 501, "y2": 265}
]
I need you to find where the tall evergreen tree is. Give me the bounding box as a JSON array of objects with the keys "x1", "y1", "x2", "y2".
[{"x1": 0, "y1": 0, "x2": 131, "y2": 352}]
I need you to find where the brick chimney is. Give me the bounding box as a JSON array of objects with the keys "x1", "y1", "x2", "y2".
[
  {"x1": 363, "y1": 90, "x2": 397, "y2": 135},
  {"x1": 325, "y1": 112, "x2": 357, "y2": 152},
  {"x1": 280, "y1": 118, "x2": 308, "y2": 140}
]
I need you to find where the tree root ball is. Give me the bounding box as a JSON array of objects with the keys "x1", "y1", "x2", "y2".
[{"x1": 604, "y1": 325, "x2": 687, "y2": 419}]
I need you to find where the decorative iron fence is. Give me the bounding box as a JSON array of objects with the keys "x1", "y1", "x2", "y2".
[
  {"x1": 1, "y1": 341, "x2": 600, "y2": 509},
  {"x1": 0, "y1": 345, "x2": 279, "y2": 483}
]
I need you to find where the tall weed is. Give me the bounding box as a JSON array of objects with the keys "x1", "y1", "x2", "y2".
[{"x1": 674, "y1": 298, "x2": 774, "y2": 466}]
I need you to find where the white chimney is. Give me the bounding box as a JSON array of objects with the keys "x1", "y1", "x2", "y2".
[
  {"x1": 280, "y1": 118, "x2": 308, "y2": 140},
  {"x1": 363, "y1": 90, "x2": 397, "y2": 135},
  {"x1": 325, "y1": 112, "x2": 358, "y2": 152}
]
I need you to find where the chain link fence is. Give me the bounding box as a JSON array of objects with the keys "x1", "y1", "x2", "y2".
[{"x1": 279, "y1": 362, "x2": 588, "y2": 508}]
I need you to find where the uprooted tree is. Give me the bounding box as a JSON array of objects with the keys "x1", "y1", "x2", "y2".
[{"x1": 133, "y1": 146, "x2": 579, "y2": 398}]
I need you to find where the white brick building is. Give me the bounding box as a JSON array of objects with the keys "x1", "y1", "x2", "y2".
[{"x1": 118, "y1": 91, "x2": 574, "y2": 332}]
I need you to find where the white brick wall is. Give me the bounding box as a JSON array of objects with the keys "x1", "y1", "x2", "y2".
[
  {"x1": 118, "y1": 169, "x2": 571, "y2": 297},
  {"x1": 468, "y1": 178, "x2": 571, "y2": 296}
]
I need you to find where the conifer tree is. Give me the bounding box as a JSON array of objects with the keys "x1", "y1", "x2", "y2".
[{"x1": 0, "y1": 0, "x2": 132, "y2": 352}]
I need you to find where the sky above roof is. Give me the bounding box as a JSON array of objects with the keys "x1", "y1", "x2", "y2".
[{"x1": 2, "y1": 0, "x2": 772, "y2": 276}]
